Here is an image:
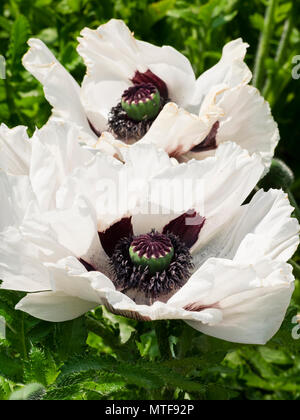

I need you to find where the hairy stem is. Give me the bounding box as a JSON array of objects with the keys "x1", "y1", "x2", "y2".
[
  {"x1": 263, "y1": 15, "x2": 293, "y2": 99},
  {"x1": 155, "y1": 321, "x2": 172, "y2": 360}
]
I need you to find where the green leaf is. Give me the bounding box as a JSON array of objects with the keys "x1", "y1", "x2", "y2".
[
  {"x1": 250, "y1": 13, "x2": 265, "y2": 31},
  {"x1": 55, "y1": 317, "x2": 88, "y2": 360},
  {"x1": 0, "y1": 16, "x2": 12, "y2": 32},
  {"x1": 0, "y1": 346, "x2": 23, "y2": 382},
  {"x1": 58, "y1": 354, "x2": 206, "y2": 394},
  {"x1": 24, "y1": 347, "x2": 58, "y2": 386},
  {"x1": 148, "y1": 0, "x2": 176, "y2": 25},
  {"x1": 43, "y1": 384, "x2": 82, "y2": 400},
  {"x1": 0, "y1": 377, "x2": 13, "y2": 400},
  {"x1": 59, "y1": 354, "x2": 163, "y2": 390},
  {"x1": 259, "y1": 347, "x2": 293, "y2": 365},
  {"x1": 7, "y1": 15, "x2": 30, "y2": 69}
]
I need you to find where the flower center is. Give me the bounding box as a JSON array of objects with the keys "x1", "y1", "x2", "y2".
[
  {"x1": 129, "y1": 231, "x2": 174, "y2": 275},
  {"x1": 108, "y1": 70, "x2": 169, "y2": 142},
  {"x1": 121, "y1": 84, "x2": 161, "y2": 121},
  {"x1": 110, "y1": 231, "x2": 193, "y2": 305}
]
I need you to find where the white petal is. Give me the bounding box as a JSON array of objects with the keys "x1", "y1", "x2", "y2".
[
  {"x1": 88, "y1": 142, "x2": 263, "y2": 240},
  {"x1": 80, "y1": 77, "x2": 129, "y2": 132},
  {"x1": 22, "y1": 39, "x2": 91, "y2": 134},
  {"x1": 46, "y1": 256, "x2": 115, "y2": 303},
  {"x1": 35, "y1": 120, "x2": 93, "y2": 167},
  {"x1": 216, "y1": 85, "x2": 279, "y2": 169},
  {"x1": 0, "y1": 209, "x2": 75, "y2": 293},
  {"x1": 78, "y1": 21, "x2": 142, "y2": 79},
  {"x1": 16, "y1": 291, "x2": 97, "y2": 322},
  {"x1": 230, "y1": 189, "x2": 299, "y2": 263},
  {"x1": 45, "y1": 196, "x2": 98, "y2": 258},
  {"x1": 139, "y1": 102, "x2": 221, "y2": 157},
  {"x1": 147, "y1": 142, "x2": 263, "y2": 248},
  {"x1": 0, "y1": 172, "x2": 35, "y2": 230},
  {"x1": 137, "y1": 41, "x2": 196, "y2": 107},
  {"x1": 0, "y1": 124, "x2": 31, "y2": 175},
  {"x1": 170, "y1": 258, "x2": 294, "y2": 344},
  {"x1": 122, "y1": 144, "x2": 182, "y2": 234},
  {"x1": 193, "y1": 189, "x2": 299, "y2": 268},
  {"x1": 20, "y1": 215, "x2": 71, "y2": 263},
  {"x1": 192, "y1": 38, "x2": 252, "y2": 107},
  {"x1": 30, "y1": 120, "x2": 93, "y2": 211},
  {"x1": 0, "y1": 227, "x2": 51, "y2": 292},
  {"x1": 122, "y1": 142, "x2": 174, "y2": 190},
  {"x1": 44, "y1": 196, "x2": 109, "y2": 272},
  {"x1": 56, "y1": 153, "x2": 124, "y2": 231},
  {"x1": 57, "y1": 144, "x2": 174, "y2": 233},
  {"x1": 103, "y1": 144, "x2": 175, "y2": 232},
  {"x1": 85, "y1": 131, "x2": 130, "y2": 161},
  {"x1": 131, "y1": 212, "x2": 182, "y2": 237},
  {"x1": 104, "y1": 289, "x2": 222, "y2": 324}
]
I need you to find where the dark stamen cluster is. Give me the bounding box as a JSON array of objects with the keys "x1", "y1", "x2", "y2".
[
  {"x1": 108, "y1": 96, "x2": 170, "y2": 142},
  {"x1": 110, "y1": 233, "x2": 193, "y2": 302}
]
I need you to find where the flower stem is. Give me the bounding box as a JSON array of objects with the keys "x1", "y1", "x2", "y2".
[
  {"x1": 155, "y1": 321, "x2": 172, "y2": 360},
  {"x1": 20, "y1": 313, "x2": 28, "y2": 360},
  {"x1": 290, "y1": 260, "x2": 300, "y2": 278},
  {"x1": 287, "y1": 189, "x2": 300, "y2": 223},
  {"x1": 253, "y1": 0, "x2": 278, "y2": 90},
  {"x1": 85, "y1": 315, "x2": 119, "y2": 350},
  {"x1": 263, "y1": 15, "x2": 293, "y2": 99}
]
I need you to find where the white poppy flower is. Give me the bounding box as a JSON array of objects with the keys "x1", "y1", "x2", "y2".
[
  {"x1": 0, "y1": 122, "x2": 298, "y2": 345},
  {"x1": 22, "y1": 19, "x2": 278, "y2": 168}
]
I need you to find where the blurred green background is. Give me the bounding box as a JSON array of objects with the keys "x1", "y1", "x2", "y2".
[{"x1": 0, "y1": 0, "x2": 300, "y2": 401}]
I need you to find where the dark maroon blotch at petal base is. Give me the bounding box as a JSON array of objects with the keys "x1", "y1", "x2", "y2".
[
  {"x1": 88, "y1": 119, "x2": 101, "y2": 138},
  {"x1": 184, "y1": 302, "x2": 219, "y2": 312},
  {"x1": 162, "y1": 210, "x2": 206, "y2": 249},
  {"x1": 79, "y1": 258, "x2": 95, "y2": 272},
  {"x1": 99, "y1": 217, "x2": 134, "y2": 257},
  {"x1": 132, "y1": 70, "x2": 169, "y2": 99},
  {"x1": 191, "y1": 121, "x2": 220, "y2": 153}
]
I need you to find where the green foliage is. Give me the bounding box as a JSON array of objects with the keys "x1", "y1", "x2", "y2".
[
  {"x1": 7, "y1": 15, "x2": 30, "y2": 69},
  {"x1": 1, "y1": 289, "x2": 300, "y2": 400},
  {"x1": 9, "y1": 383, "x2": 46, "y2": 400},
  {"x1": 259, "y1": 158, "x2": 295, "y2": 190},
  {"x1": 0, "y1": 0, "x2": 299, "y2": 401}
]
